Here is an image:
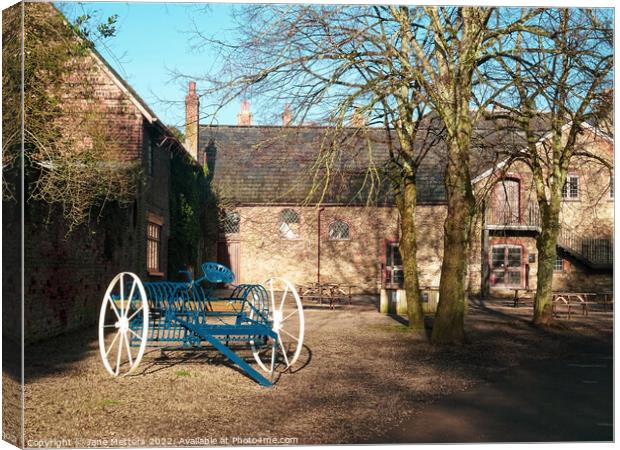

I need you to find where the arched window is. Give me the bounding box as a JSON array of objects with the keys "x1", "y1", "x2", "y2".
[
  {"x1": 219, "y1": 211, "x2": 240, "y2": 235},
  {"x1": 279, "y1": 208, "x2": 300, "y2": 240},
  {"x1": 328, "y1": 220, "x2": 350, "y2": 241}
]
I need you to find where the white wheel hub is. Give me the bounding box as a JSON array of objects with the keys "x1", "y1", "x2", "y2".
[
  {"x1": 272, "y1": 309, "x2": 283, "y2": 331},
  {"x1": 115, "y1": 317, "x2": 129, "y2": 332}
]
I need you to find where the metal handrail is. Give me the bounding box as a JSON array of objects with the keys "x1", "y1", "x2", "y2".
[
  {"x1": 558, "y1": 228, "x2": 613, "y2": 267},
  {"x1": 485, "y1": 200, "x2": 540, "y2": 227}
]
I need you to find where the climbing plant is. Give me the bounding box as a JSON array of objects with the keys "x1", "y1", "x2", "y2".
[
  {"x1": 168, "y1": 149, "x2": 209, "y2": 278},
  {"x1": 2, "y1": 2, "x2": 139, "y2": 230}
]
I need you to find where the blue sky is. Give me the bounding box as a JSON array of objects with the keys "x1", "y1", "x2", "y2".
[
  {"x1": 55, "y1": 2, "x2": 616, "y2": 130},
  {"x1": 58, "y1": 2, "x2": 243, "y2": 129}
]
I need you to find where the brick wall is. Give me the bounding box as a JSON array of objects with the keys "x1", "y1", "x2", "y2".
[
  {"x1": 2, "y1": 6, "x2": 175, "y2": 342},
  {"x1": 558, "y1": 134, "x2": 613, "y2": 236},
  {"x1": 472, "y1": 127, "x2": 613, "y2": 297},
  {"x1": 5, "y1": 123, "x2": 176, "y2": 343},
  {"x1": 2, "y1": 193, "x2": 23, "y2": 343},
  {"x1": 60, "y1": 53, "x2": 145, "y2": 161},
  {"x1": 142, "y1": 124, "x2": 172, "y2": 281},
  {"x1": 20, "y1": 205, "x2": 140, "y2": 342},
  {"x1": 210, "y1": 205, "x2": 446, "y2": 292}
]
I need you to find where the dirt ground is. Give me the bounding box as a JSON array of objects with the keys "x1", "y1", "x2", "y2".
[{"x1": 3, "y1": 296, "x2": 613, "y2": 446}]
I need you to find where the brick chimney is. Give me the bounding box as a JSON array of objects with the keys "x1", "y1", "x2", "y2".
[
  {"x1": 185, "y1": 81, "x2": 199, "y2": 161},
  {"x1": 237, "y1": 99, "x2": 253, "y2": 126},
  {"x1": 350, "y1": 107, "x2": 366, "y2": 128},
  {"x1": 282, "y1": 104, "x2": 292, "y2": 126}
]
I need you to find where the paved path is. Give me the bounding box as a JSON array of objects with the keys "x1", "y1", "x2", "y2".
[{"x1": 375, "y1": 343, "x2": 613, "y2": 443}]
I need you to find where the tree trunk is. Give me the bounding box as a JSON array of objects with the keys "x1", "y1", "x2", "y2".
[
  {"x1": 533, "y1": 204, "x2": 561, "y2": 326},
  {"x1": 397, "y1": 179, "x2": 425, "y2": 334},
  {"x1": 432, "y1": 138, "x2": 476, "y2": 344}
]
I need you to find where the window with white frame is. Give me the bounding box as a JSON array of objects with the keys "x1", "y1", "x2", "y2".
[
  {"x1": 279, "y1": 208, "x2": 300, "y2": 240},
  {"x1": 328, "y1": 220, "x2": 350, "y2": 241},
  {"x1": 561, "y1": 175, "x2": 579, "y2": 199},
  {"x1": 554, "y1": 254, "x2": 564, "y2": 272}
]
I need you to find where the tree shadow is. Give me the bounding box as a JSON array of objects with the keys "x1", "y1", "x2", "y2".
[
  {"x1": 386, "y1": 312, "x2": 435, "y2": 339},
  {"x1": 387, "y1": 313, "x2": 408, "y2": 326}
]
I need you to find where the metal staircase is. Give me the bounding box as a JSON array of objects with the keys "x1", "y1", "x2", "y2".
[{"x1": 557, "y1": 228, "x2": 613, "y2": 270}]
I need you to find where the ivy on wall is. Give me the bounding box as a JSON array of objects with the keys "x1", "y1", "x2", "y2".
[{"x1": 168, "y1": 150, "x2": 209, "y2": 279}]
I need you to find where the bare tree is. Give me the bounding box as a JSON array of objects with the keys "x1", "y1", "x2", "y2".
[
  {"x1": 186, "y1": 5, "x2": 552, "y2": 341},
  {"x1": 491, "y1": 8, "x2": 613, "y2": 325},
  {"x1": 186, "y1": 5, "x2": 454, "y2": 334},
  {"x1": 387, "y1": 6, "x2": 545, "y2": 343}
]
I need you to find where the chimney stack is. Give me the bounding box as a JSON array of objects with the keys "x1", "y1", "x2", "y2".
[
  {"x1": 237, "y1": 99, "x2": 253, "y2": 126},
  {"x1": 282, "y1": 104, "x2": 292, "y2": 126},
  {"x1": 350, "y1": 107, "x2": 366, "y2": 128},
  {"x1": 185, "y1": 81, "x2": 199, "y2": 161}
]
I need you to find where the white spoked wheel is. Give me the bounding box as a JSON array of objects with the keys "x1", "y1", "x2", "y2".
[
  {"x1": 251, "y1": 278, "x2": 304, "y2": 376},
  {"x1": 98, "y1": 272, "x2": 149, "y2": 377}
]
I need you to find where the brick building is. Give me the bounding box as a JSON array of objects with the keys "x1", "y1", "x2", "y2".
[
  {"x1": 476, "y1": 124, "x2": 614, "y2": 296},
  {"x1": 2, "y1": 3, "x2": 204, "y2": 342},
  {"x1": 186, "y1": 85, "x2": 613, "y2": 300}
]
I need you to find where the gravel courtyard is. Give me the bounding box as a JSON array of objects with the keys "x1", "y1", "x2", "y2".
[{"x1": 4, "y1": 297, "x2": 613, "y2": 446}]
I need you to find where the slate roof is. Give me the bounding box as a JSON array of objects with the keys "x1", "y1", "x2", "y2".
[{"x1": 200, "y1": 116, "x2": 547, "y2": 206}]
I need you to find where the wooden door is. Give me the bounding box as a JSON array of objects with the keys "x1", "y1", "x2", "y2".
[
  {"x1": 493, "y1": 179, "x2": 520, "y2": 224},
  {"x1": 217, "y1": 241, "x2": 240, "y2": 282}
]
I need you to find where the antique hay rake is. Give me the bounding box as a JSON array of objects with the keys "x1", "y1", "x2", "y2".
[{"x1": 97, "y1": 262, "x2": 304, "y2": 386}]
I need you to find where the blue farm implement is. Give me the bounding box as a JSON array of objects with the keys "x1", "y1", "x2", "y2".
[{"x1": 98, "y1": 262, "x2": 305, "y2": 386}]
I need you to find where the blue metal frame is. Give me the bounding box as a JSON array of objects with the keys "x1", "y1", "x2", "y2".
[{"x1": 118, "y1": 262, "x2": 277, "y2": 386}]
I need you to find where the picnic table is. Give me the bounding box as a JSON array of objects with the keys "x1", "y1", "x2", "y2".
[
  {"x1": 552, "y1": 292, "x2": 597, "y2": 319},
  {"x1": 298, "y1": 282, "x2": 354, "y2": 309}
]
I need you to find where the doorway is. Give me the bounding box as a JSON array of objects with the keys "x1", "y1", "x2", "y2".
[
  {"x1": 490, "y1": 244, "x2": 524, "y2": 288},
  {"x1": 384, "y1": 241, "x2": 404, "y2": 289},
  {"x1": 492, "y1": 179, "x2": 520, "y2": 224},
  {"x1": 216, "y1": 241, "x2": 240, "y2": 282}
]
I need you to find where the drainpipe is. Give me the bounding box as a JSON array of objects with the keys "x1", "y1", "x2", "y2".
[{"x1": 317, "y1": 207, "x2": 325, "y2": 284}]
